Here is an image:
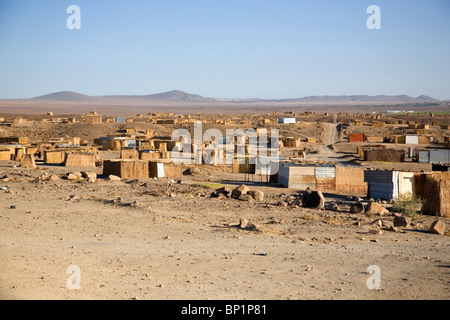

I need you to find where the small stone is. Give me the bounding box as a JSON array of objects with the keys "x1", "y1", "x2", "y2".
[{"x1": 239, "y1": 218, "x2": 248, "y2": 229}]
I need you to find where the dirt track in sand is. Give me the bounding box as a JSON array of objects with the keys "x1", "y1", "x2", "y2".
[{"x1": 0, "y1": 165, "x2": 449, "y2": 300}]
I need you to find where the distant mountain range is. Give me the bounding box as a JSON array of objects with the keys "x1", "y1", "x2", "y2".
[
  {"x1": 27, "y1": 90, "x2": 440, "y2": 104},
  {"x1": 30, "y1": 90, "x2": 217, "y2": 103}
]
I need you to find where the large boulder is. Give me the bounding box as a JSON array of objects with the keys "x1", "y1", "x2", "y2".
[
  {"x1": 429, "y1": 220, "x2": 445, "y2": 235},
  {"x1": 367, "y1": 201, "x2": 389, "y2": 215}
]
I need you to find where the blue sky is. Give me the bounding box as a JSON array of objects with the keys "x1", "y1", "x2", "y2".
[{"x1": 0, "y1": 0, "x2": 449, "y2": 99}]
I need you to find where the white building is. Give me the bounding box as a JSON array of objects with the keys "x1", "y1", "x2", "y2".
[{"x1": 278, "y1": 117, "x2": 296, "y2": 124}]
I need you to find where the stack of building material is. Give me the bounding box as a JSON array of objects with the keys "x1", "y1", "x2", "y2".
[
  {"x1": 103, "y1": 159, "x2": 149, "y2": 179},
  {"x1": 364, "y1": 149, "x2": 405, "y2": 162}
]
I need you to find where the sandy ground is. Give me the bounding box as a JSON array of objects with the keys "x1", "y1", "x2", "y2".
[{"x1": 0, "y1": 164, "x2": 449, "y2": 300}]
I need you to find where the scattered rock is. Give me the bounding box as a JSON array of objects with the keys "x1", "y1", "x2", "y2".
[
  {"x1": 350, "y1": 202, "x2": 365, "y2": 214},
  {"x1": 231, "y1": 184, "x2": 249, "y2": 199},
  {"x1": 82, "y1": 171, "x2": 97, "y2": 183},
  {"x1": 238, "y1": 194, "x2": 254, "y2": 202},
  {"x1": 278, "y1": 201, "x2": 288, "y2": 207},
  {"x1": 108, "y1": 175, "x2": 121, "y2": 182},
  {"x1": 380, "y1": 219, "x2": 393, "y2": 229},
  {"x1": 66, "y1": 173, "x2": 78, "y2": 180},
  {"x1": 66, "y1": 172, "x2": 82, "y2": 180},
  {"x1": 394, "y1": 216, "x2": 412, "y2": 228},
  {"x1": 429, "y1": 220, "x2": 445, "y2": 235},
  {"x1": 239, "y1": 218, "x2": 248, "y2": 229},
  {"x1": 367, "y1": 201, "x2": 389, "y2": 215},
  {"x1": 247, "y1": 224, "x2": 261, "y2": 232},
  {"x1": 49, "y1": 175, "x2": 60, "y2": 181},
  {"x1": 248, "y1": 190, "x2": 264, "y2": 202},
  {"x1": 211, "y1": 187, "x2": 230, "y2": 198}
]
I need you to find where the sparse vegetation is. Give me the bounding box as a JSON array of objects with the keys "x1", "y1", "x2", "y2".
[{"x1": 390, "y1": 193, "x2": 423, "y2": 219}]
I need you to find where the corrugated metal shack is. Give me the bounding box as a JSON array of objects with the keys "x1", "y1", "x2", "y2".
[
  {"x1": 278, "y1": 163, "x2": 366, "y2": 194},
  {"x1": 315, "y1": 166, "x2": 336, "y2": 191},
  {"x1": 364, "y1": 170, "x2": 399, "y2": 200},
  {"x1": 416, "y1": 149, "x2": 450, "y2": 163},
  {"x1": 364, "y1": 170, "x2": 417, "y2": 200},
  {"x1": 278, "y1": 163, "x2": 316, "y2": 189}
]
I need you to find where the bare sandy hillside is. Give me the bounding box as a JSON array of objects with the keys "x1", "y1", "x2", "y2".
[{"x1": 0, "y1": 164, "x2": 449, "y2": 300}]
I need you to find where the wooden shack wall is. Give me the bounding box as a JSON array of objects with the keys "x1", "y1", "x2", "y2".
[
  {"x1": 64, "y1": 153, "x2": 96, "y2": 167},
  {"x1": 420, "y1": 172, "x2": 450, "y2": 218},
  {"x1": 103, "y1": 160, "x2": 149, "y2": 179},
  {"x1": 335, "y1": 167, "x2": 368, "y2": 195}
]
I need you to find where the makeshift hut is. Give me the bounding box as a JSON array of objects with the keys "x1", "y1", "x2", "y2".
[
  {"x1": 103, "y1": 159, "x2": 149, "y2": 179},
  {"x1": 149, "y1": 161, "x2": 183, "y2": 179},
  {"x1": 417, "y1": 172, "x2": 450, "y2": 217},
  {"x1": 64, "y1": 153, "x2": 96, "y2": 167},
  {"x1": 364, "y1": 149, "x2": 405, "y2": 162}
]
